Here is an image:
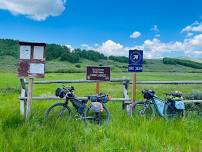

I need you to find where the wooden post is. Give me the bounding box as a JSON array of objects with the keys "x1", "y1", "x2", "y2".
[
  {"x1": 20, "y1": 78, "x2": 27, "y2": 117},
  {"x1": 26, "y1": 77, "x2": 33, "y2": 121},
  {"x1": 122, "y1": 79, "x2": 129, "y2": 110},
  {"x1": 132, "y1": 73, "x2": 136, "y2": 103},
  {"x1": 96, "y1": 81, "x2": 100, "y2": 94},
  {"x1": 129, "y1": 73, "x2": 136, "y2": 116},
  {"x1": 20, "y1": 88, "x2": 26, "y2": 116}
]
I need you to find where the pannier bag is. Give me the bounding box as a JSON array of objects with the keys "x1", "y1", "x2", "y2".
[
  {"x1": 174, "y1": 101, "x2": 185, "y2": 110},
  {"x1": 55, "y1": 88, "x2": 65, "y2": 98},
  {"x1": 90, "y1": 102, "x2": 103, "y2": 112},
  {"x1": 154, "y1": 98, "x2": 165, "y2": 116}
]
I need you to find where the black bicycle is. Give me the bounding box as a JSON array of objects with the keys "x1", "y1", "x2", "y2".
[
  {"x1": 45, "y1": 86, "x2": 110, "y2": 125},
  {"x1": 132, "y1": 90, "x2": 185, "y2": 118}
]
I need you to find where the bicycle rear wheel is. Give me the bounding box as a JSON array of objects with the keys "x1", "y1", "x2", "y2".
[
  {"x1": 132, "y1": 102, "x2": 155, "y2": 118},
  {"x1": 84, "y1": 104, "x2": 110, "y2": 125},
  {"x1": 45, "y1": 102, "x2": 72, "y2": 121}
]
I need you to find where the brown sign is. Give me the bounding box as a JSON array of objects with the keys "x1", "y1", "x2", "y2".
[
  {"x1": 86, "y1": 66, "x2": 111, "y2": 81},
  {"x1": 18, "y1": 41, "x2": 46, "y2": 78}
]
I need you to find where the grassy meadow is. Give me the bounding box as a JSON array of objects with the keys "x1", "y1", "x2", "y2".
[{"x1": 0, "y1": 72, "x2": 202, "y2": 152}]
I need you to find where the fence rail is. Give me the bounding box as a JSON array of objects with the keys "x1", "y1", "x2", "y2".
[
  {"x1": 19, "y1": 96, "x2": 202, "y2": 103},
  {"x1": 24, "y1": 78, "x2": 129, "y2": 84},
  {"x1": 23, "y1": 79, "x2": 202, "y2": 85},
  {"x1": 19, "y1": 78, "x2": 202, "y2": 119}
]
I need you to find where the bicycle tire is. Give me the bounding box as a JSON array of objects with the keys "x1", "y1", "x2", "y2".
[
  {"x1": 45, "y1": 102, "x2": 72, "y2": 121},
  {"x1": 84, "y1": 103, "x2": 110, "y2": 125},
  {"x1": 132, "y1": 102, "x2": 156, "y2": 118}
]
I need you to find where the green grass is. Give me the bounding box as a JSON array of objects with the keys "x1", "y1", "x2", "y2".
[
  {"x1": 1, "y1": 55, "x2": 202, "y2": 73},
  {"x1": 0, "y1": 72, "x2": 202, "y2": 151}
]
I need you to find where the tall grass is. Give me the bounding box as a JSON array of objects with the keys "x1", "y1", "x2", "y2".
[{"x1": 0, "y1": 72, "x2": 202, "y2": 151}]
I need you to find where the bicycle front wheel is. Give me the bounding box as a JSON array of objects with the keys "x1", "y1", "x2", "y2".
[
  {"x1": 45, "y1": 102, "x2": 72, "y2": 121},
  {"x1": 84, "y1": 104, "x2": 110, "y2": 125},
  {"x1": 133, "y1": 102, "x2": 155, "y2": 118}
]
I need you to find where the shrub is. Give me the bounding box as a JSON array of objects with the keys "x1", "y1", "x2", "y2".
[{"x1": 75, "y1": 64, "x2": 81, "y2": 68}]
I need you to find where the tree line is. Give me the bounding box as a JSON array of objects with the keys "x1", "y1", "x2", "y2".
[{"x1": 163, "y1": 57, "x2": 202, "y2": 69}]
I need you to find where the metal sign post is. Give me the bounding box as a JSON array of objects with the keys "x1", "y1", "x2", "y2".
[
  {"x1": 86, "y1": 66, "x2": 111, "y2": 94},
  {"x1": 128, "y1": 50, "x2": 143, "y2": 105}
]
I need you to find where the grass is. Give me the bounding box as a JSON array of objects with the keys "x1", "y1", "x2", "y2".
[
  {"x1": 1, "y1": 55, "x2": 202, "y2": 73},
  {"x1": 0, "y1": 72, "x2": 202, "y2": 151}
]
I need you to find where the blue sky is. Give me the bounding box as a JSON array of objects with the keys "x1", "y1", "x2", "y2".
[{"x1": 0, "y1": 0, "x2": 202, "y2": 58}]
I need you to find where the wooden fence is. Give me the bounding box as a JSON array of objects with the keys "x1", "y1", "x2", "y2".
[{"x1": 19, "y1": 78, "x2": 202, "y2": 119}]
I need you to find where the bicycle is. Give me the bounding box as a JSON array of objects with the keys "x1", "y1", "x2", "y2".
[
  {"x1": 132, "y1": 90, "x2": 185, "y2": 118},
  {"x1": 45, "y1": 86, "x2": 111, "y2": 125}
]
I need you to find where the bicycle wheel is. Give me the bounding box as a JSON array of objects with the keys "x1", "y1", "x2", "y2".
[
  {"x1": 84, "y1": 104, "x2": 110, "y2": 125},
  {"x1": 45, "y1": 102, "x2": 72, "y2": 121},
  {"x1": 132, "y1": 102, "x2": 155, "y2": 118},
  {"x1": 164, "y1": 103, "x2": 185, "y2": 118}
]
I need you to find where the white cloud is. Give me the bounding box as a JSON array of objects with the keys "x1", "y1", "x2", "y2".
[
  {"x1": 151, "y1": 25, "x2": 160, "y2": 33},
  {"x1": 0, "y1": 0, "x2": 66, "y2": 21},
  {"x1": 186, "y1": 33, "x2": 194, "y2": 37},
  {"x1": 181, "y1": 21, "x2": 202, "y2": 33},
  {"x1": 130, "y1": 31, "x2": 141, "y2": 39},
  {"x1": 83, "y1": 34, "x2": 202, "y2": 59},
  {"x1": 65, "y1": 44, "x2": 74, "y2": 52},
  {"x1": 78, "y1": 22, "x2": 202, "y2": 59},
  {"x1": 97, "y1": 40, "x2": 127, "y2": 56},
  {"x1": 81, "y1": 44, "x2": 96, "y2": 50}
]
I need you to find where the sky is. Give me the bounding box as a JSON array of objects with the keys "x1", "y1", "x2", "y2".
[{"x1": 0, "y1": 0, "x2": 202, "y2": 58}]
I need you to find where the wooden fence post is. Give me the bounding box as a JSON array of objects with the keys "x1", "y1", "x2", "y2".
[
  {"x1": 123, "y1": 79, "x2": 131, "y2": 113},
  {"x1": 20, "y1": 78, "x2": 27, "y2": 117},
  {"x1": 96, "y1": 81, "x2": 100, "y2": 94},
  {"x1": 26, "y1": 78, "x2": 33, "y2": 121}
]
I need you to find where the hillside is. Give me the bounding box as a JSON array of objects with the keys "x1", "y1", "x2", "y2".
[{"x1": 0, "y1": 39, "x2": 202, "y2": 73}]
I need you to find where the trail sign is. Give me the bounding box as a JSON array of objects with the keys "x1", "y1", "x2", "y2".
[
  {"x1": 128, "y1": 64, "x2": 143, "y2": 72},
  {"x1": 128, "y1": 50, "x2": 143, "y2": 72},
  {"x1": 128, "y1": 49, "x2": 143, "y2": 106},
  {"x1": 18, "y1": 42, "x2": 46, "y2": 78},
  {"x1": 86, "y1": 66, "x2": 111, "y2": 81}
]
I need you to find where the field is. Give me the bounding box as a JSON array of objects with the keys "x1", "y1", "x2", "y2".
[{"x1": 0, "y1": 72, "x2": 202, "y2": 152}]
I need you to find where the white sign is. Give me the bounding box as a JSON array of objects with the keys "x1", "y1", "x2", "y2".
[
  {"x1": 29, "y1": 63, "x2": 44, "y2": 74},
  {"x1": 20, "y1": 45, "x2": 31, "y2": 59},
  {"x1": 33, "y1": 46, "x2": 44, "y2": 60}
]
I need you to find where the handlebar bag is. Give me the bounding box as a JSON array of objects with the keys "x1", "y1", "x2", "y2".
[
  {"x1": 174, "y1": 101, "x2": 185, "y2": 110},
  {"x1": 55, "y1": 88, "x2": 65, "y2": 98}
]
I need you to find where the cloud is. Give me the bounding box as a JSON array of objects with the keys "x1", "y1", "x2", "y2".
[
  {"x1": 130, "y1": 31, "x2": 141, "y2": 39},
  {"x1": 97, "y1": 40, "x2": 127, "y2": 56},
  {"x1": 83, "y1": 33, "x2": 202, "y2": 59},
  {"x1": 0, "y1": 0, "x2": 66, "y2": 21},
  {"x1": 65, "y1": 44, "x2": 74, "y2": 52},
  {"x1": 186, "y1": 33, "x2": 194, "y2": 37},
  {"x1": 79, "y1": 22, "x2": 202, "y2": 59},
  {"x1": 181, "y1": 21, "x2": 202, "y2": 33},
  {"x1": 151, "y1": 25, "x2": 160, "y2": 33}
]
